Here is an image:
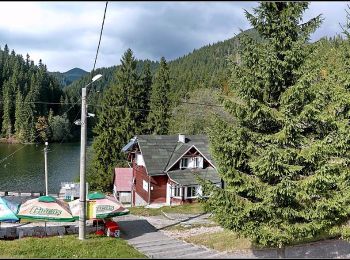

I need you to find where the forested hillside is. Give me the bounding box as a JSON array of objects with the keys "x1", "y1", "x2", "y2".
[
  {"x1": 63, "y1": 29, "x2": 259, "y2": 105},
  {"x1": 1, "y1": 27, "x2": 344, "y2": 146},
  {"x1": 0, "y1": 44, "x2": 66, "y2": 143},
  {"x1": 61, "y1": 28, "x2": 260, "y2": 139},
  {"x1": 49, "y1": 68, "x2": 88, "y2": 88}
]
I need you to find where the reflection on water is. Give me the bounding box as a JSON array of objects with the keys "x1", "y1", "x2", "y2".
[{"x1": 0, "y1": 142, "x2": 81, "y2": 194}]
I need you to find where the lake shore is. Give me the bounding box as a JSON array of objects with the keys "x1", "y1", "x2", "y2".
[{"x1": 0, "y1": 137, "x2": 21, "y2": 144}]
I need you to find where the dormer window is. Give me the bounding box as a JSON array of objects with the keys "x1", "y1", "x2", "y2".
[
  {"x1": 180, "y1": 156, "x2": 203, "y2": 169},
  {"x1": 180, "y1": 157, "x2": 189, "y2": 169}
]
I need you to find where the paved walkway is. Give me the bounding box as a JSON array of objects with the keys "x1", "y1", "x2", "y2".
[
  {"x1": 116, "y1": 214, "x2": 350, "y2": 259},
  {"x1": 116, "y1": 214, "x2": 228, "y2": 259}
]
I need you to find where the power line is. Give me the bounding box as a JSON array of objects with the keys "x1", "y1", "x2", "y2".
[
  {"x1": 0, "y1": 101, "x2": 79, "y2": 105},
  {"x1": 91, "y1": 1, "x2": 108, "y2": 76},
  {"x1": 0, "y1": 98, "x2": 82, "y2": 166},
  {"x1": 0, "y1": 100, "x2": 225, "y2": 108}
]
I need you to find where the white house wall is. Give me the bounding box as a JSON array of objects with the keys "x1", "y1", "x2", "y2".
[{"x1": 136, "y1": 153, "x2": 146, "y2": 167}]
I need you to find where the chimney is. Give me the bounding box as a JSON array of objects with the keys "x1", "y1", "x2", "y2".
[{"x1": 178, "y1": 134, "x2": 186, "y2": 143}]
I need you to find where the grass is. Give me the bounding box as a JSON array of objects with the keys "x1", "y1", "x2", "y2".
[
  {"x1": 0, "y1": 234, "x2": 146, "y2": 259},
  {"x1": 183, "y1": 229, "x2": 341, "y2": 253},
  {"x1": 128, "y1": 202, "x2": 205, "y2": 216},
  {"x1": 184, "y1": 230, "x2": 253, "y2": 252}
]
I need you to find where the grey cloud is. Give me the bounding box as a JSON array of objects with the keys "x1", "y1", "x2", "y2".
[
  {"x1": 0, "y1": 1, "x2": 347, "y2": 72},
  {"x1": 104, "y1": 2, "x2": 257, "y2": 62}
]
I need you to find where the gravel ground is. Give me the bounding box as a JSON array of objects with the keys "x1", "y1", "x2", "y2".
[{"x1": 161, "y1": 225, "x2": 224, "y2": 239}]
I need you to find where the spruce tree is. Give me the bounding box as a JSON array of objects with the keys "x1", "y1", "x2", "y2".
[
  {"x1": 88, "y1": 49, "x2": 138, "y2": 191},
  {"x1": 117, "y1": 49, "x2": 141, "y2": 132},
  {"x1": 147, "y1": 57, "x2": 170, "y2": 134},
  {"x1": 14, "y1": 88, "x2": 25, "y2": 141},
  {"x1": 203, "y1": 2, "x2": 333, "y2": 253},
  {"x1": 139, "y1": 62, "x2": 152, "y2": 132},
  {"x1": 1, "y1": 80, "x2": 12, "y2": 138}
]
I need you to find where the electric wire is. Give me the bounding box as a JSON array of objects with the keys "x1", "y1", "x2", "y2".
[{"x1": 92, "y1": 1, "x2": 108, "y2": 76}]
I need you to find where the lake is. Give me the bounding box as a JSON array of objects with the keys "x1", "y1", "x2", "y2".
[{"x1": 0, "y1": 142, "x2": 83, "y2": 194}]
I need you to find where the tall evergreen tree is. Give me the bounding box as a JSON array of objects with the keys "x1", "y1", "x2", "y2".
[
  {"x1": 139, "y1": 62, "x2": 153, "y2": 132},
  {"x1": 340, "y1": 4, "x2": 350, "y2": 39},
  {"x1": 1, "y1": 80, "x2": 13, "y2": 137},
  {"x1": 147, "y1": 57, "x2": 171, "y2": 134},
  {"x1": 203, "y1": 2, "x2": 329, "y2": 254},
  {"x1": 14, "y1": 88, "x2": 25, "y2": 141},
  {"x1": 119, "y1": 49, "x2": 141, "y2": 133},
  {"x1": 88, "y1": 49, "x2": 138, "y2": 191}
]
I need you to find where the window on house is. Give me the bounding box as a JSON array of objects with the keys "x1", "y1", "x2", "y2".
[
  {"x1": 193, "y1": 157, "x2": 203, "y2": 168},
  {"x1": 136, "y1": 153, "x2": 145, "y2": 167},
  {"x1": 193, "y1": 157, "x2": 198, "y2": 168},
  {"x1": 173, "y1": 186, "x2": 182, "y2": 197},
  {"x1": 180, "y1": 156, "x2": 204, "y2": 169},
  {"x1": 180, "y1": 157, "x2": 189, "y2": 169},
  {"x1": 142, "y1": 180, "x2": 148, "y2": 191},
  {"x1": 186, "y1": 186, "x2": 197, "y2": 198}
]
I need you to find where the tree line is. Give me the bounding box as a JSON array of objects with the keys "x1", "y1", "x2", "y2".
[
  {"x1": 0, "y1": 45, "x2": 71, "y2": 143},
  {"x1": 87, "y1": 50, "x2": 172, "y2": 190}
]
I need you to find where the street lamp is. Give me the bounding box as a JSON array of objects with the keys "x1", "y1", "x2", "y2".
[
  {"x1": 79, "y1": 73, "x2": 103, "y2": 240},
  {"x1": 44, "y1": 142, "x2": 49, "y2": 196}
]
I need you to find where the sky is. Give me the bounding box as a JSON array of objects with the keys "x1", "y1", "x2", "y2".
[{"x1": 0, "y1": 1, "x2": 348, "y2": 72}]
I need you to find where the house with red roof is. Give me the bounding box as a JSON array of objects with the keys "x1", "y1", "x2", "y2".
[
  {"x1": 122, "y1": 134, "x2": 222, "y2": 206},
  {"x1": 113, "y1": 168, "x2": 133, "y2": 203}
]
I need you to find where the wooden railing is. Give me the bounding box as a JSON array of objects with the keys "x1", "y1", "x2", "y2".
[{"x1": 0, "y1": 191, "x2": 60, "y2": 197}]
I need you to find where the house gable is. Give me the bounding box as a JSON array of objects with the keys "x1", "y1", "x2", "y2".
[
  {"x1": 166, "y1": 145, "x2": 215, "y2": 172},
  {"x1": 122, "y1": 135, "x2": 217, "y2": 176}
]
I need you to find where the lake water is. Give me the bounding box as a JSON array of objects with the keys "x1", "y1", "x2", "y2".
[{"x1": 0, "y1": 142, "x2": 83, "y2": 194}]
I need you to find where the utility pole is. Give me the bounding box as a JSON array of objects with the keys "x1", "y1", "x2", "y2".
[
  {"x1": 77, "y1": 74, "x2": 102, "y2": 241},
  {"x1": 44, "y1": 142, "x2": 48, "y2": 196},
  {"x1": 79, "y1": 87, "x2": 87, "y2": 240}
]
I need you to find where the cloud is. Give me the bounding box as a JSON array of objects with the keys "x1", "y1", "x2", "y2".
[{"x1": 0, "y1": 2, "x2": 346, "y2": 72}]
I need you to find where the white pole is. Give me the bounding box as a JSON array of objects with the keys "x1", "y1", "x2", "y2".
[
  {"x1": 79, "y1": 87, "x2": 87, "y2": 240},
  {"x1": 44, "y1": 142, "x2": 48, "y2": 196}
]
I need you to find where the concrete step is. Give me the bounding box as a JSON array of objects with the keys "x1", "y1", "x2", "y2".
[
  {"x1": 140, "y1": 242, "x2": 190, "y2": 253},
  {"x1": 150, "y1": 245, "x2": 206, "y2": 258},
  {"x1": 172, "y1": 249, "x2": 219, "y2": 259},
  {"x1": 128, "y1": 233, "x2": 171, "y2": 242},
  {"x1": 133, "y1": 239, "x2": 182, "y2": 249},
  {"x1": 204, "y1": 252, "x2": 230, "y2": 258},
  {"x1": 129, "y1": 237, "x2": 174, "y2": 246},
  {"x1": 135, "y1": 240, "x2": 184, "y2": 250}
]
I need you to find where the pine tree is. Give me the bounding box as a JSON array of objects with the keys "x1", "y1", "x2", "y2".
[
  {"x1": 118, "y1": 49, "x2": 141, "y2": 133},
  {"x1": 340, "y1": 4, "x2": 350, "y2": 39},
  {"x1": 139, "y1": 62, "x2": 152, "y2": 132},
  {"x1": 21, "y1": 75, "x2": 40, "y2": 143},
  {"x1": 14, "y1": 88, "x2": 25, "y2": 140},
  {"x1": 88, "y1": 49, "x2": 138, "y2": 191},
  {"x1": 203, "y1": 2, "x2": 330, "y2": 253},
  {"x1": 1, "y1": 80, "x2": 12, "y2": 138},
  {"x1": 147, "y1": 57, "x2": 171, "y2": 134}
]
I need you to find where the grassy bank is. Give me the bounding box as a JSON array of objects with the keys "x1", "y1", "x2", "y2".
[
  {"x1": 128, "y1": 202, "x2": 205, "y2": 216},
  {"x1": 0, "y1": 235, "x2": 146, "y2": 258},
  {"x1": 184, "y1": 229, "x2": 340, "y2": 252},
  {"x1": 184, "y1": 230, "x2": 253, "y2": 251}
]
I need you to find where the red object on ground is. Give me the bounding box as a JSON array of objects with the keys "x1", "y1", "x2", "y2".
[
  {"x1": 104, "y1": 220, "x2": 120, "y2": 237},
  {"x1": 95, "y1": 229, "x2": 105, "y2": 236}
]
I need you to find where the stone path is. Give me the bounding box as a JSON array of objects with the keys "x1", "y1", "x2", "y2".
[
  {"x1": 116, "y1": 214, "x2": 227, "y2": 259},
  {"x1": 116, "y1": 214, "x2": 350, "y2": 259}
]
